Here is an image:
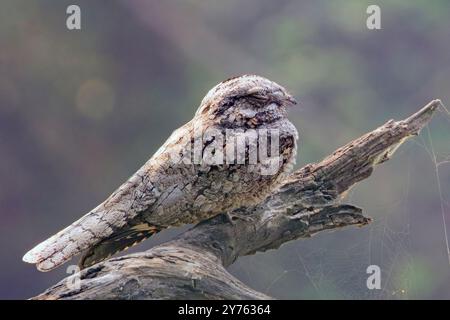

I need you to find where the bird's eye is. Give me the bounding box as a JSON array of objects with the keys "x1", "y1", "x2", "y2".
[{"x1": 248, "y1": 93, "x2": 267, "y2": 101}]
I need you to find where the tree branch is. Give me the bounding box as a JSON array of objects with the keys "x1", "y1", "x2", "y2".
[{"x1": 32, "y1": 100, "x2": 442, "y2": 300}]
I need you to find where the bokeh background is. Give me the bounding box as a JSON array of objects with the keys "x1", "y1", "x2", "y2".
[{"x1": 1, "y1": 0, "x2": 450, "y2": 299}]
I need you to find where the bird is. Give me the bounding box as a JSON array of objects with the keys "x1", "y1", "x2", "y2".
[{"x1": 23, "y1": 75, "x2": 299, "y2": 272}]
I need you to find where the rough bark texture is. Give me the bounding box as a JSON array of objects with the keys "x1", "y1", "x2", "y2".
[{"x1": 32, "y1": 100, "x2": 442, "y2": 300}]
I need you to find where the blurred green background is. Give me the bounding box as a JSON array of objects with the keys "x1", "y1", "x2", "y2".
[{"x1": 1, "y1": 0, "x2": 450, "y2": 299}]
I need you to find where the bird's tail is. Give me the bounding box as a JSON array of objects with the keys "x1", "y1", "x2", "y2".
[
  {"x1": 78, "y1": 223, "x2": 162, "y2": 269},
  {"x1": 22, "y1": 207, "x2": 119, "y2": 272}
]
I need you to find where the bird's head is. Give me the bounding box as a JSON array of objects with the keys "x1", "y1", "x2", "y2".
[{"x1": 195, "y1": 75, "x2": 297, "y2": 128}]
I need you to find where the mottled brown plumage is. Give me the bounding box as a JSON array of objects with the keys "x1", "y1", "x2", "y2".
[{"x1": 23, "y1": 75, "x2": 299, "y2": 271}]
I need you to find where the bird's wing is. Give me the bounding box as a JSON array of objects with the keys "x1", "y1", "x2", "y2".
[
  {"x1": 22, "y1": 167, "x2": 159, "y2": 271},
  {"x1": 23, "y1": 123, "x2": 193, "y2": 272},
  {"x1": 78, "y1": 222, "x2": 162, "y2": 269}
]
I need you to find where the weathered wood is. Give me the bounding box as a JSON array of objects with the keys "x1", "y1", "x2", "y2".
[{"x1": 32, "y1": 100, "x2": 442, "y2": 300}]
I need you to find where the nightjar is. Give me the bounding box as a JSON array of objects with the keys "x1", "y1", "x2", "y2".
[{"x1": 23, "y1": 75, "x2": 299, "y2": 271}]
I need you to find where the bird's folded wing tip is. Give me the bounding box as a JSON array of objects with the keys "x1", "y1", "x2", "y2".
[
  {"x1": 22, "y1": 240, "x2": 51, "y2": 264},
  {"x1": 22, "y1": 250, "x2": 39, "y2": 264}
]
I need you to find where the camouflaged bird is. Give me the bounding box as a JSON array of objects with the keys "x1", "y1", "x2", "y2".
[{"x1": 23, "y1": 75, "x2": 299, "y2": 271}]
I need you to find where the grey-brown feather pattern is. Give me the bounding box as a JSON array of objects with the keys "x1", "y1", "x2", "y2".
[{"x1": 23, "y1": 75, "x2": 299, "y2": 271}]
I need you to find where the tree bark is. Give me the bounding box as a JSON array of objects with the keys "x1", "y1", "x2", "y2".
[{"x1": 32, "y1": 100, "x2": 442, "y2": 300}]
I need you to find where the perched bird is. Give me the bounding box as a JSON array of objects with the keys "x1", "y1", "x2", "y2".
[{"x1": 23, "y1": 75, "x2": 299, "y2": 271}]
